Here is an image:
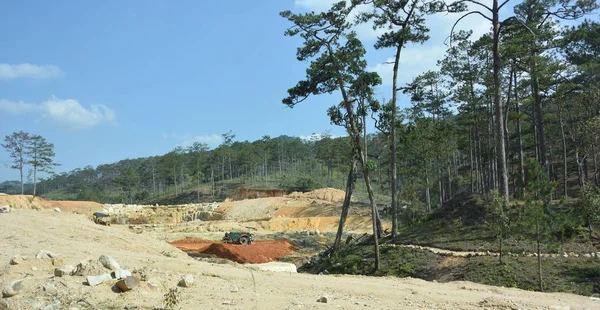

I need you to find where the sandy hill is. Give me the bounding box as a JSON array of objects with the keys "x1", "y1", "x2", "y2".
[{"x1": 0, "y1": 208, "x2": 597, "y2": 309}]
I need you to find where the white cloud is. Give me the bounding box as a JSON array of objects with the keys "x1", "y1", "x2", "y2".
[
  {"x1": 294, "y1": 0, "x2": 337, "y2": 12},
  {"x1": 0, "y1": 63, "x2": 64, "y2": 80},
  {"x1": 185, "y1": 135, "x2": 222, "y2": 147},
  {"x1": 369, "y1": 46, "x2": 447, "y2": 88},
  {"x1": 300, "y1": 133, "x2": 342, "y2": 141},
  {"x1": 0, "y1": 96, "x2": 115, "y2": 130},
  {"x1": 162, "y1": 133, "x2": 223, "y2": 149},
  {"x1": 0, "y1": 99, "x2": 39, "y2": 113}
]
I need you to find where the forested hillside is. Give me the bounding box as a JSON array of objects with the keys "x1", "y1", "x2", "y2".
[{"x1": 2, "y1": 0, "x2": 599, "y2": 227}]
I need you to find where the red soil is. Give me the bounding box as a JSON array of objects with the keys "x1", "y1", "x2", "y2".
[{"x1": 169, "y1": 238, "x2": 299, "y2": 264}]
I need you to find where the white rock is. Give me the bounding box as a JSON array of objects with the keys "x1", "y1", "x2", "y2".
[
  {"x1": 54, "y1": 208, "x2": 61, "y2": 212},
  {"x1": 43, "y1": 283, "x2": 57, "y2": 293},
  {"x1": 36, "y1": 250, "x2": 59, "y2": 259},
  {"x1": 86, "y1": 274, "x2": 112, "y2": 286},
  {"x1": 230, "y1": 286, "x2": 239, "y2": 292},
  {"x1": 99, "y1": 254, "x2": 120, "y2": 271},
  {"x1": 111, "y1": 269, "x2": 132, "y2": 279},
  {"x1": 116, "y1": 276, "x2": 139, "y2": 292},
  {"x1": 54, "y1": 265, "x2": 75, "y2": 277},
  {"x1": 0, "y1": 205, "x2": 11, "y2": 213},
  {"x1": 245, "y1": 262, "x2": 297, "y2": 273},
  {"x1": 178, "y1": 274, "x2": 195, "y2": 287},
  {"x1": 9, "y1": 255, "x2": 27, "y2": 265},
  {"x1": 2, "y1": 279, "x2": 27, "y2": 297}
]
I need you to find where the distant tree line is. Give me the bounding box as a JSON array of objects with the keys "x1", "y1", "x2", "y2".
[
  {"x1": 10, "y1": 133, "x2": 363, "y2": 203},
  {"x1": 2, "y1": 131, "x2": 58, "y2": 196}
]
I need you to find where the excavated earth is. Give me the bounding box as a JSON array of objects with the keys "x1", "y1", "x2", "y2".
[
  {"x1": 0, "y1": 191, "x2": 599, "y2": 309},
  {"x1": 169, "y1": 238, "x2": 299, "y2": 264}
]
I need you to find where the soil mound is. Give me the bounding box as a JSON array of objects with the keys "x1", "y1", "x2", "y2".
[
  {"x1": 287, "y1": 188, "x2": 352, "y2": 203},
  {"x1": 0, "y1": 195, "x2": 102, "y2": 216},
  {"x1": 429, "y1": 192, "x2": 486, "y2": 225},
  {"x1": 170, "y1": 238, "x2": 299, "y2": 264}
]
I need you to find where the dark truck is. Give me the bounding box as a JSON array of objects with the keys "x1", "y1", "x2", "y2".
[
  {"x1": 92, "y1": 212, "x2": 111, "y2": 226},
  {"x1": 222, "y1": 232, "x2": 253, "y2": 245}
]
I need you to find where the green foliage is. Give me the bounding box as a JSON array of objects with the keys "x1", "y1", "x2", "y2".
[
  {"x1": 577, "y1": 184, "x2": 600, "y2": 232},
  {"x1": 162, "y1": 287, "x2": 181, "y2": 309}
]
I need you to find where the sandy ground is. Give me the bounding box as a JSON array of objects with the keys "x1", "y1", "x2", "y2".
[{"x1": 1, "y1": 209, "x2": 599, "y2": 310}]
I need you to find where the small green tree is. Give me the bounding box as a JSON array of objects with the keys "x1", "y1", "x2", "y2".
[
  {"x1": 485, "y1": 190, "x2": 508, "y2": 264},
  {"x1": 2, "y1": 131, "x2": 30, "y2": 194},
  {"x1": 114, "y1": 167, "x2": 139, "y2": 203},
  {"x1": 25, "y1": 134, "x2": 59, "y2": 196},
  {"x1": 523, "y1": 159, "x2": 556, "y2": 292},
  {"x1": 578, "y1": 184, "x2": 600, "y2": 237}
]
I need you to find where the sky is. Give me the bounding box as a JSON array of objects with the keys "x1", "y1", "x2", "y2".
[{"x1": 0, "y1": 0, "x2": 597, "y2": 182}]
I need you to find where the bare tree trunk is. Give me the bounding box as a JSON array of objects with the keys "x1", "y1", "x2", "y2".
[
  {"x1": 469, "y1": 127, "x2": 474, "y2": 192},
  {"x1": 514, "y1": 71, "x2": 525, "y2": 194},
  {"x1": 536, "y1": 211, "x2": 543, "y2": 291},
  {"x1": 559, "y1": 106, "x2": 568, "y2": 197},
  {"x1": 152, "y1": 165, "x2": 156, "y2": 197},
  {"x1": 425, "y1": 163, "x2": 431, "y2": 212},
  {"x1": 332, "y1": 159, "x2": 357, "y2": 255},
  {"x1": 493, "y1": 0, "x2": 510, "y2": 206},
  {"x1": 531, "y1": 57, "x2": 548, "y2": 174},
  {"x1": 390, "y1": 44, "x2": 402, "y2": 238}
]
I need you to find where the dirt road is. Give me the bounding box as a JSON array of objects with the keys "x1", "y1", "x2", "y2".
[{"x1": 0, "y1": 209, "x2": 598, "y2": 309}]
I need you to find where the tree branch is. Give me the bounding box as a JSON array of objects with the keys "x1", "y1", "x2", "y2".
[
  {"x1": 451, "y1": 0, "x2": 493, "y2": 13},
  {"x1": 447, "y1": 11, "x2": 492, "y2": 46}
]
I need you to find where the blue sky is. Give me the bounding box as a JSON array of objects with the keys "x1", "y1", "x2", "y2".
[{"x1": 1, "y1": 0, "x2": 597, "y2": 182}]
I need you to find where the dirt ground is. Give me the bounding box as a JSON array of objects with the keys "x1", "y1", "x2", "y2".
[
  {"x1": 169, "y1": 238, "x2": 299, "y2": 264},
  {"x1": 0, "y1": 194, "x2": 103, "y2": 217},
  {"x1": 1, "y1": 208, "x2": 599, "y2": 309}
]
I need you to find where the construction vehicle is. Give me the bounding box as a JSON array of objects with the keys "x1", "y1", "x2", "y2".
[
  {"x1": 92, "y1": 212, "x2": 111, "y2": 226},
  {"x1": 222, "y1": 232, "x2": 253, "y2": 245}
]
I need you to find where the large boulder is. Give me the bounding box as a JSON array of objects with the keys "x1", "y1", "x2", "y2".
[
  {"x1": 2, "y1": 279, "x2": 28, "y2": 298},
  {"x1": 0, "y1": 205, "x2": 10, "y2": 213},
  {"x1": 35, "y1": 250, "x2": 59, "y2": 259},
  {"x1": 116, "y1": 276, "x2": 140, "y2": 292},
  {"x1": 178, "y1": 274, "x2": 195, "y2": 288},
  {"x1": 86, "y1": 274, "x2": 112, "y2": 286},
  {"x1": 99, "y1": 254, "x2": 120, "y2": 271},
  {"x1": 244, "y1": 262, "x2": 297, "y2": 273}
]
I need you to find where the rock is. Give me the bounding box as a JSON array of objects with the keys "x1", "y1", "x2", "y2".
[
  {"x1": 178, "y1": 274, "x2": 195, "y2": 287},
  {"x1": 230, "y1": 286, "x2": 239, "y2": 293},
  {"x1": 0, "y1": 205, "x2": 10, "y2": 213},
  {"x1": 2, "y1": 279, "x2": 27, "y2": 297},
  {"x1": 116, "y1": 276, "x2": 139, "y2": 292},
  {"x1": 54, "y1": 265, "x2": 75, "y2": 277},
  {"x1": 51, "y1": 257, "x2": 65, "y2": 266},
  {"x1": 317, "y1": 296, "x2": 330, "y2": 303},
  {"x1": 245, "y1": 262, "x2": 297, "y2": 273},
  {"x1": 111, "y1": 269, "x2": 132, "y2": 280},
  {"x1": 36, "y1": 250, "x2": 59, "y2": 259},
  {"x1": 315, "y1": 229, "x2": 320, "y2": 236},
  {"x1": 99, "y1": 254, "x2": 120, "y2": 271},
  {"x1": 222, "y1": 300, "x2": 233, "y2": 305},
  {"x1": 563, "y1": 252, "x2": 569, "y2": 258},
  {"x1": 30, "y1": 266, "x2": 37, "y2": 271},
  {"x1": 53, "y1": 208, "x2": 61, "y2": 213},
  {"x1": 9, "y1": 255, "x2": 27, "y2": 265},
  {"x1": 583, "y1": 253, "x2": 592, "y2": 258},
  {"x1": 86, "y1": 274, "x2": 112, "y2": 286},
  {"x1": 43, "y1": 283, "x2": 57, "y2": 293}
]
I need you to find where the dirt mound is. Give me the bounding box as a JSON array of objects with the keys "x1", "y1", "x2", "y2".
[
  {"x1": 0, "y1": 195, "x2": 102, "y2": 216},
  {"x1": 429, "y1": 192, "x2": 486, "y2": 225},
  {"x1": 287, "y1": 188, "x2": 353, "y2": 203},
  {"x1": 228, "y1": 188, "x2": 289, "y2": 201},
  {"x1": 0, "y1": 194, "x2": 45, "y2": 210},
  {"x1": 170, "y1": 238, "x2": 299, "y2": 264}
]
